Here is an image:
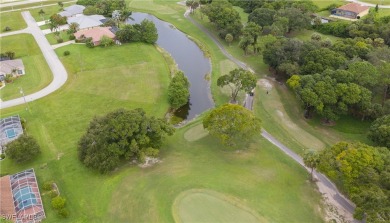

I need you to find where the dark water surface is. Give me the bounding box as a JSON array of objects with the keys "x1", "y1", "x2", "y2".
[{"x1": 127, "y1": 12, "x2": 214, "y2": 120}]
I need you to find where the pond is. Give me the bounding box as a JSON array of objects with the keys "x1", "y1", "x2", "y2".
[{"x1": 127, "y1": 12, "x2": 214, "y2": 120}]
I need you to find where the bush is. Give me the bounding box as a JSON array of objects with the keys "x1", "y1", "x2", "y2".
[
  {"x1": 4, "y1": 26, "x2": 11, "y2": 31},
  {"x1": 49, "y1": 190, "x2": 59, "y2": 198},
  {"x1": 6, "y1": 135, "x2": 41, "y2": 163},
  {"x1": 51, "y1": 196, "x2": 66, "y2": 210},
  {"x1": 58, "y1": 208, "x2": 69, "y2": 218},
  {"x1": 0, "y1": 153, "x2": 5, "y2": 160},
  {"x1": 69, "y1": 34, "x2": 75, "y2": 40},
  {"x1": 85, "y1": 38, "x2": 94, "y2": 48},
  {"x1": 42, "y1": 182, "x2": 53, "y2": 191},
  {"x1": 57, "y1": 38, "x2": 64, "y2": 43},
  {"x1": 4, "y1": 74, "x2": 15, "y2": 83},
  {"x1": 63, "y1": 51, "x2": 70, "y2": 56}
]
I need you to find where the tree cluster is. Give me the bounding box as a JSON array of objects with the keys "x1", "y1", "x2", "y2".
[
  {"x1": 315, "y1": 12, "x2": 390, "y2": 46},
  {"x1": 76, "y1": 0, "x2": 127, "y2": 17},
  {"x1": 49, "y1": 14, "x2": 67, "y2": 32},
  {"x1": 168, "y1": 71, "x2": 190, "y2": 110},
  {"x1": 317, "y1": 142, "x2": 390, "y2": 222},
  {"x1": 78, "y1": 108, "x2": 174, "y2": 173},
  {"x1": 369, "y1": 114, "x2": 390, "y2": 148},
  {"x1": 200, "y1": 1, "x2": 243, "y2": 39},
  {"x1": 203, "y1": 104, "x2": 261, "y2": 148},
  {"x1": 116, "y1": 20, "x2": 158, "y2": 44}
]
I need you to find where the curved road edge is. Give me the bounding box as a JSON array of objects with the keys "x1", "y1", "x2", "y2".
[
  {"x1": 0, "y1": 11, "x2": 68, "y2": 110},
  {"x1": 184, "y1": 9, "x2": 359, "y2": 223}
]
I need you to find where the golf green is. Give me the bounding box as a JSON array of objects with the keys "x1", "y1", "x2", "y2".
[{"x1": 173, "y1": 189, "x2": 267, "y2": 223}]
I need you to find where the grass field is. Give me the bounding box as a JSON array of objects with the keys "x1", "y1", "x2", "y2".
[
  {"x1": 0, "y1": 34, "x2": 53, "y2": 101},
  {"x1": 173, "y1": 189, "x2": 266, "y2": 223},
  {"x1": 0, "y1": 11, "x2": 26, "y2": 33}
]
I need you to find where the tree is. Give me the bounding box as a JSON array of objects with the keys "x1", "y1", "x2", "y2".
[
  {"x1": 140, "y1": 19, "x2": 158, "y2": 44},
  {"x1": 347, "y1": 61, "x2": 380, "y2": 88},
  {"x1": 225, "y1": 33, "x2": 233, "y2": 46},
  {"x1": 276, "y1": 7, "x2": 311, "y2": 33},
  {"x1": 67, "y1": 22, "x2": 79, "y2": 34},
  {"x1": 217, "y1": 68, "x2": 257, "y2": 103},
  {"x1": 78, "y1": 108, "x2": 174, "y2": 173},
  {"x1": 203, "y1": 104, "x2": 262, "y2": 147},
  {"x1": 112, "y1": 10, "x2": 121, "y2": 27},
  {"x1": 49, "y1": 14, "x2": 66, "y2": 32},
  {"x1": 100, "y1": 35, "x2": 114, "y2": 47},
  {"x1": 58, "y1": 1, "x2": 64, "y2": 9},
  {"x1": 368, "y1": 115, "x2": 390, "y2": 147},
  {"x1": 38, "y1": 9, "x2": 45, "y2": 21},
  {"x1": 303, "y1": 151, "x2": 320, "y2": 181},
  {"x1": 186, "y1": 0, "x2": 200, "y2": 13},
  {"x1": 242, "y1": 22, "x2": 262, "y2": 54},
  {"x1": 248, "y1": 8, "x2": 275, "y2": 27},
  {"x1": 5, "y1": 135, "x2": 41, "y2": 163},
  {"x1": 168, "y1": 71, "x2": 190, "y2": 110}
]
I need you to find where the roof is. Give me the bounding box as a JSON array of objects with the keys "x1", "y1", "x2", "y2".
[
  {"x1": 67, "y1": 15, "x2": 105, "y2": 30},
  {"x1": 338, "y1": 3, "x2": 369, "y2": 14},
  {"x1": 58, "y1": 4, "x2": 85, "y2": 17},
  {"x1": 0, "y1": 115, "x2": 24, "y2": 147},
  {"x1": 74, "y1": 27, "x2": 115, "y2": 43},
  {"x1": 0, "y1": 175, "x2": 16, "y2": 220},
  {"x1": 0, "y1": 59, "x2": 24, "y2": 75}
]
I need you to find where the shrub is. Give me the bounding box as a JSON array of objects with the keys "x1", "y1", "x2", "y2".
[
  {"x1": 0, "y1": 154, "x2": 5, "y2": 159},
  {"x1": 51, "y1": 196, "x2": 66, "y2": 210},
  {"x1": 4, "y1": 26, "x2": 11, "y2": 31},
  {"x1": 42, "y1": 182, "x2": 53, "y2": 191},
  {"x1": 85, "y1": 37, "x2": 94, "y2": 48},
  {"x1": 69, "y1": 34, "x2": 75, "y2": 40},
  {"x1": 57, "y1": 38, "x2": 64, "y2": 43},
  {"x1": 58, "y1": 208, "x2": 69, "y2": 218},
  {"x1": 5, "y1": 74, "x2": 15, "y2": 83},
  {"x1": 63, "y1": 51, "x2": 70, "y2": 56}
]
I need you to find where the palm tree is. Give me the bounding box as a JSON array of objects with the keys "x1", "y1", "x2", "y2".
[
  {"x1": 38, "y1": 9, "x2": 45, "y2": 21},
  {"x1": 58, "y1": 1, "x2": 64, "y2": 10},
  {"x1": 303, "y1": 151, "x2": 320, "y2": 181}
]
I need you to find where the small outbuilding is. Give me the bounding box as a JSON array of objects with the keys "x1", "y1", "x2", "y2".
[{"x1": 331, "y1": 3, "x2": 370, "y2": 20}]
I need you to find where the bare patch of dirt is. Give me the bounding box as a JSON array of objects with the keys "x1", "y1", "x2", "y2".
[{"x1": 138, "y1": 157, "x2": 161, "y2": 168}]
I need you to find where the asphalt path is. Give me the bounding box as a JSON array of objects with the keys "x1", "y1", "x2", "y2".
[
  {"x1": 184, "y1": 9, "x2": 359, "y2": 222},
  {"x1": 0, "y1": 11, "x2": 68, "y2": 109}
]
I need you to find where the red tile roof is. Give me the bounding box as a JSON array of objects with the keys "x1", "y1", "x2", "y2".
[
  {"x1": 338, "y1": 3, "x2": 369, "y2": 14},
  {"x1": 0, "y1": 175, "x2": 16, "y2": 221},
  {"x1": 74, "y1": 27, "x2": 115, "y2": 44}
]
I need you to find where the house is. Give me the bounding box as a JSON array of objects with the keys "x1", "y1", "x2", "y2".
[
  {"x1": 74, "y1": 27, "x2": 116, "y2": 46},
  {"x1": 58, "y1": 4, "x2": 85, "y2": 18},
  {"x1": 0, "y1": 115, "x2": 24, "y2": 150},
  {"x1": 0, "y1": 59, "x2": 25, "y2": 81},
  {"x1": 0, "y1": 169, "x2": 46, "y2": 223},
  {"x1": 67, "y1": 15, "x2": 106, "y2": 30},
  {"x1": 331, "y1": 3, "x2": 370, "y2": 20}
]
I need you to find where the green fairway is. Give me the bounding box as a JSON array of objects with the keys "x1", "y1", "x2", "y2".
[
  {"x1": 0, "y1": 34, "x2": 53, "y2": 100},
  {"x1": 0, "y1": 11, "x2": 26, "y2": 33},
  {"x1": 173, "y1": 189, "x2": 266, "y2": 223},
  {"x1": 183, "y1": 124, "x2": 208, "y2": 142}
]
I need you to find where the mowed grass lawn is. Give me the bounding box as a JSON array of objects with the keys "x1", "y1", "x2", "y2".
[
  {"x1": 0, "y1": 42, "x2": 171, "y2": 222},
  {"x1": 46, "y1": 32, "x2": 71, "y2": 45},
  {"x1": 0, "y1": 11, "x2": 26, "y2": 33},
  {"x1": 0, "y1": 34, "x2": 53, "y2": 100},
  {"x1": 0, "y1": 41, "x2": 324, "y2": 222}
]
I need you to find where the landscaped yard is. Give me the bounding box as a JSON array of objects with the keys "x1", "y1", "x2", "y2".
[
  {"x1": 0, "y1": 11, "x2": 26, "y2": 33},
  {"x1": 0, "y1": 34, "x2": 53, "y2": 101},
  {"x1": 45, "y1": 32, "x2": 71, "y2": 45}
]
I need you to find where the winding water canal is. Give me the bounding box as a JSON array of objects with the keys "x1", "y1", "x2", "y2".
[{"x1": 127, "y1": 12, "x2": 214, "y2": 120}]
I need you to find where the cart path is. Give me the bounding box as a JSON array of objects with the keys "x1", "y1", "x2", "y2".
[
  {"x1": 0, "y1": 11, "x2": 68, "y2": 109},
  {"x1": 184, "y1": 9, "x2": 359, "y2": 223}
]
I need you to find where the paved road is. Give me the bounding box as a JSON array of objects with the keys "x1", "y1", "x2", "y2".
[
  {"x1": 0, "y1": 0, "x2": 45, "y2": 8},
  {"x1": 184, "y1": 9, "x2": 359, "y2": 222},
  {"x1": 0, "y1": 11, "x2": 68, "y2": 109},
  {"x1": 348, "y1": 0, "x2": 390, "y2": 8},
  {"x1": 0, "y1": 0, "x2": 77, "y2": 13}
]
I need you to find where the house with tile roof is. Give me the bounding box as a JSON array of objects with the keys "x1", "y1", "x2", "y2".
[
  {"x1": 331, "y1": 3, "x2": 370, "y2": 20},
  {"x1": 67, "y1": 15, "x2": 106, "y2": 30},
  {"x1": 58, "y1": 4, "x2": 85, "y2": 18},
  {"x1": 0, "y1": 59, "x2": 25, "y2": 81},
  {"x1": 74, "y1": 27, "x2": 116, "y2": 46}
]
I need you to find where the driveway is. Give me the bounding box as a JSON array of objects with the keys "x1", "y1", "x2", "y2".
[{"x1": 0, "y1": 11, "x2": 68, "y2": 109}]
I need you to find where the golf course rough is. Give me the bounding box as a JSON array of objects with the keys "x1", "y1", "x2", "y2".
[{"x1": 173, "y1": 189, "x2": 267, "y2": 223}]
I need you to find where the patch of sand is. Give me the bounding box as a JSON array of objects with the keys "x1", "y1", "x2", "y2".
[{"x1": 257, "y1": 79, "x2": 273, "y2": 90}]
